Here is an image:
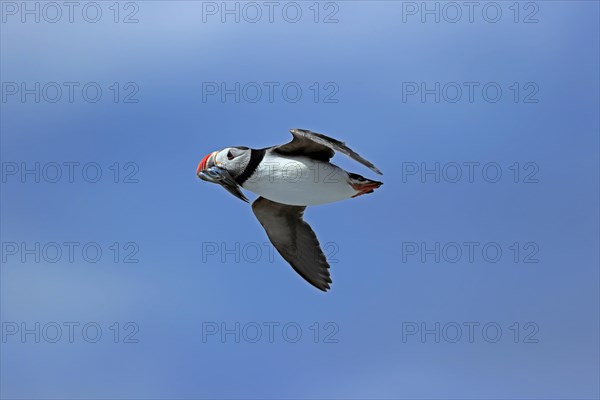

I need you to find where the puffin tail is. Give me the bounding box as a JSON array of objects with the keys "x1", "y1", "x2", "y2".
[{"x1": 348, "y1": 172, "x2": 383, "y2": 198}]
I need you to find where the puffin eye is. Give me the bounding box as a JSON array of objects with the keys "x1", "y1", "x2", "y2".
[{"x1": 227, "y1": 150, "x2": 234, "y2": 160}]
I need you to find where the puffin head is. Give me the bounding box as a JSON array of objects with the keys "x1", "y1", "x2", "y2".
[
  {"x1": 196, "y1": 147, "x2": 253, "y2": 202},
  {"x1": 196, "y1": 146, "x2": 252, "y2": 179}
]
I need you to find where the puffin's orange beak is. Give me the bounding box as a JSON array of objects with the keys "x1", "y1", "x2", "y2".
[{"x1": 196, "y1": 151, "x2": 217, "y2": 177}]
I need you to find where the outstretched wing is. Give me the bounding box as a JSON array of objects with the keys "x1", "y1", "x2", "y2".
[
  {"x1": 273, "y1": 128, "x2": 383, "y2": 175},
  {"x1": 252, "y1": 196, "x2": 332, "y2": 291}
]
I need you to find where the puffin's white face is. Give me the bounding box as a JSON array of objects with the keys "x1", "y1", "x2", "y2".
[{"x1": 196, "y1": 147, "x2": 251, "y2": 178}]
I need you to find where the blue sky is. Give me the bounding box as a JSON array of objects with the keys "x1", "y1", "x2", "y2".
[{"x1": 1, "y1": 1, "x2": 599, "y2": 399}]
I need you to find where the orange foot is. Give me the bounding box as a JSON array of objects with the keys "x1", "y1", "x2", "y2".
[{"x1": 351, "y1": 181, "x2": 383, "y2": 198}]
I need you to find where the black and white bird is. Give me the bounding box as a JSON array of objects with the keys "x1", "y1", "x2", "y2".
[{"x1": 196, "y1": 129, "x2": 383, "y2": 291}]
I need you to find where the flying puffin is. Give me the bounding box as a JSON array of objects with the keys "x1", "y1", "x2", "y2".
[{"x1": 196, "y1": 129, "x2": 383, "y2": 291}]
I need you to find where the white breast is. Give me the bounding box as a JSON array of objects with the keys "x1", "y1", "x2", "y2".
[{"x1": 242, "y1": 153, "x2": 355, "y2": 206}]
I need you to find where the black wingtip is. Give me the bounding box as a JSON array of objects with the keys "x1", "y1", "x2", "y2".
[
  {"x1": 315, "y1": 278, "x2": 332, "y2": 292},
  {"x1": 317, "y1": 284, "x2": 330, "y2": 292}
]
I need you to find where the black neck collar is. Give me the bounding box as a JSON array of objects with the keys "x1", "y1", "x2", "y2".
[{"x1": 235, "y1": 148, "x2": 266, "y2": 186}]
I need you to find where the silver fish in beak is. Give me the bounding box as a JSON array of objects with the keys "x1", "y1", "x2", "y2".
[{"x1": 198, "y1": 165, "x2": 249, "y2": 203}]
